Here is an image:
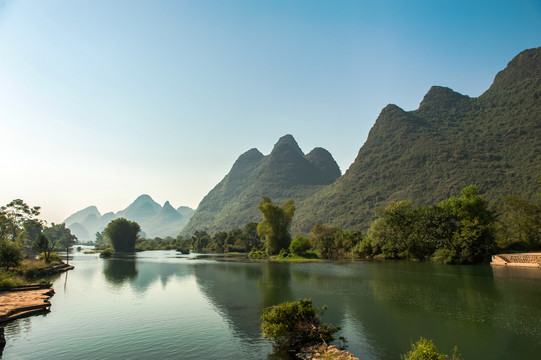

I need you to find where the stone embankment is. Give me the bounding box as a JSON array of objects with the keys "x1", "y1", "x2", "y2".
[{"x1": 491, "y1": 253, "x2": 541, "y2": 268}]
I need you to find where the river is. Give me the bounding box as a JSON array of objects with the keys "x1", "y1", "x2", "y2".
[{"x1": 2, "y1": 248, "x2": 541, "y2": 359}]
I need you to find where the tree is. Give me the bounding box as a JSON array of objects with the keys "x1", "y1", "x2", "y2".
[
  {"x1": 104, "y1": 218, "x2": 140, "y2": 252},
  {"x1": 33, "y1": 233, "x2": 56, "y2": 262},
  {"x1": 0, "y1": 239, "x2": 23, "y2": 270},
  {"x1": 95, "y1": 231, "x2": 111, "y2": 249},
  {"x1": 497, "y1": 194, "x2": 541, "y2": 251},
  {"x1": 0, "y1": 199, "x2": 41, "y2": 241},
  {"x1": 257, "y1": 196, "x2": 295, "y2": 255},
  {"x1": 42, "y1": 223, "x2": 78, "y2": 250},
  {"x1": 190, "y1": 230, "x2": 211, "y2": 252},
  {"x1": 21, "y1": 219, "x2": 45, "y2": 247},
  {"x1": 242, "y1": 222, "x2": 263, "y2": 250},
  {"x1": 289, "y1": 236, "x2": 311, "y2": 257},
  {"x1": 438, "y1": 185, "x2": 496, "y2": 264},
  {"x1": 309, "y1": 224, "x2": 341, "y2": 258},
  {"x1": 261, "y1": 299, "x2": 339, "y2": 352}
]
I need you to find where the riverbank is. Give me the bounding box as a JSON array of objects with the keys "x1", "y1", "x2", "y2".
[
  {"x1": 490, "y1": 253, "x2": 541, "y2": 268},
  {"x1": 0, "y1": 284, "x2": 55, "y2": 323},
  {"x1": 0, "y1": 263, "x2": 74, "y2": 323}
]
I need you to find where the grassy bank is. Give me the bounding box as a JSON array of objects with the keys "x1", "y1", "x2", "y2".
[{"x1": 0, "y1": 259, "x2": 59, "y2": 289}]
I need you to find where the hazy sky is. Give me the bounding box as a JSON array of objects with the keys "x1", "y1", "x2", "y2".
[{"x1": 1, "y1": 0, "x2": 539, "y2": 224}]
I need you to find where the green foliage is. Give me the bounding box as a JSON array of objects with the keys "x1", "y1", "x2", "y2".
[
  {"x1": 257, "y1": 196, "x2": 296, "y2": 255},
  {"x1": 95, "y1": 231, "x2": 111, "y2": 250},
  {"x1": 248, "y1": 249, "x2": 267, "y2": 259},
  {"x1": 402, "y1": 337, "x2": 462, "y2": 360},
  {"x1": 0, "y1": 239, "x2": 23, "y2": 270},
  {"x1": 309, "y1": 224, "x2": 362, "y2": 259},
  {"x1": 366, "y1": 185, "x2": 496, "y2": 264},
  {"x1": 99, "y1": 248, "x2": 114, "y2": 258},
  {"x1": 43, "y1": 223, "x2": 78, "y2": 250},
  {"x1": 190, "y1": 230, "x2": 211, "y2": 252},
  {"x1": 261, "y1": 299, "x2": 339, "y2": 351},
  {"x1": 0, "y1": 199, "x2": 42, "y2": 242},
  {"x1": 104, "y1": 218, "x2": 140, "y2": 252},
  {"x1": 38, "y1": 252, "x2": 62, "y2": 263},
  {"x1": 438, "y1": 185, "x2": 496, "y2": 264},
  {"x1": 289, "y1": 236, "x2": 311, "y2": 257},
  {"x1": 496, "y1": 193, "x2": 541, "y2": 251},
  {"x1": 33, "y1": 233, "x2": 54, "y2": 262},
  {"x1": 353, "y1": 236, "x2": 373, "y2": 258}
]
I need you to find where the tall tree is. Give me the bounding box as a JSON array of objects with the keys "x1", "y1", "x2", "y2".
[
  {"x1": 0, "y1": 199, "x2": 41, "y2": 241},
  {"x1": 256, "y1": 196, "x2": 295, "y2": 255},
  {"x1": 43, "y1": 223, "x2": 78, "y2": 250},
  {"x1": 104, "y1": 218, "x2": 140, "y2": 252}
]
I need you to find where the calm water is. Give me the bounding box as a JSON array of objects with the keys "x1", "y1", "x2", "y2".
[{"x1": 2, "y1": 249, "x2": 541, "y2": 359}]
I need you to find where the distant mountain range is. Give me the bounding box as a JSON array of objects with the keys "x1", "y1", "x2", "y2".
[
  {"x1": 65, "y1": 195, "x2": 194, "y2": 241},
  {"x1": 183, "y1": 47, "x2": 541, "y2": 236}
]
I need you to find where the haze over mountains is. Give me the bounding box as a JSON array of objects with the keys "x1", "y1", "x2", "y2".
[{"x1": 65, "y1": 195, "x2": 194, "y2": 241}]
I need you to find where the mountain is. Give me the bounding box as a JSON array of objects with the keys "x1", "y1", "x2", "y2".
[
  {"x1": 64, "y1": 206, "x2": 101, "y2": 227},
  {"x1": 64, "y1": 195, "x2": 195, "y2": 241},
  {"x1": 293, "y1": 47, "x2": 541, "y2": 233},
  {"x1": 182, "y1": 134, "x2": 341, "y2": 235},
  {"x1": 116, "y1": 194, "x2": 162, "y2": 223}
]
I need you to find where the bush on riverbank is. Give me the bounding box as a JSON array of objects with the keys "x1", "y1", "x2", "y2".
[
  {"x1": 261, "y1": 298, "x2": 340, "y2": 354},
  {"x1": 402, "y1": 337, "x2": 462, "y2": 360}
]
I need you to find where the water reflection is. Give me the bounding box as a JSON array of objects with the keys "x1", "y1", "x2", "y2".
[
  {"x1": 191, "y1": 260, "x2": 541, "y2": 359},
  {"x1": 103, "y1": 256, "x2": 138, "y2": 288},
  {"x1": 5, "y1": 252, "x2": 541, "y2": 360},
  {"x1": 101, "y1": 251, "x2": 194, "y2": 295}
]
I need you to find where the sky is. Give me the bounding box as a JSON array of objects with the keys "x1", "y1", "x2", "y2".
[{"x1": 0, "y1": 0, "x2": 540, "y2": 224}]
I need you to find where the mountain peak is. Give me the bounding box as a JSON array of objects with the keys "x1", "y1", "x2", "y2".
[
  {"x1": 271, "y1": 134, "x2": 304, "y2": 158},
  {"x1": 490, "y1": 47, "x2": 541, "y2": 90},
  {"x1": 163, "y1": 201, "x2": 174, "y2": 210},
  {"x1": 135, "y1": 194, "x2": 154, "y2": 203},
  {"x1": 232, "y1": 148, "x2": 264, "y2": 168},
  {"x1": 419, "y1": 86, "x2": 469, "y2": 110}
]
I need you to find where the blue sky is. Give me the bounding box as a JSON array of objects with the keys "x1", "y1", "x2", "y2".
[{"x1": 0, "y1": 0, "x2": 539, "y2": 224}]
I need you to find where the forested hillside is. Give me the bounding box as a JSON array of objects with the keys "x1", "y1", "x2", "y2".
[{"x1": 293, "y1": 47, "x2": 541, "y2": 234}]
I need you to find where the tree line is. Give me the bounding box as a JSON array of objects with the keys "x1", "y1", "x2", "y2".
[
  {"x1": 0, "y1": 199, "x2": 77, "y2": 271},
  {"x1": 171, "y1": 181, "x2": 541, "y2": 265}
]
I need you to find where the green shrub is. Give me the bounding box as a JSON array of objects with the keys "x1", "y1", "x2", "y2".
[
  {"x1": 353, "y1": 237, "x2": 373, "y2": 258},
  {"x1": 249, "y1": 249, "x2": 267, "y2": 259},
  {"x1": 261, "y1": 298, "x2": 339, "y2": 351},
  {"x1": 402, "y1": 337, "x2": 462, "y2": 360},
  {"x1": 0, "y1": 240, "x2": 23, "y2": 270},
  {"x1": 289, "y1": 236, "x2": 312, "y2": 257}
]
